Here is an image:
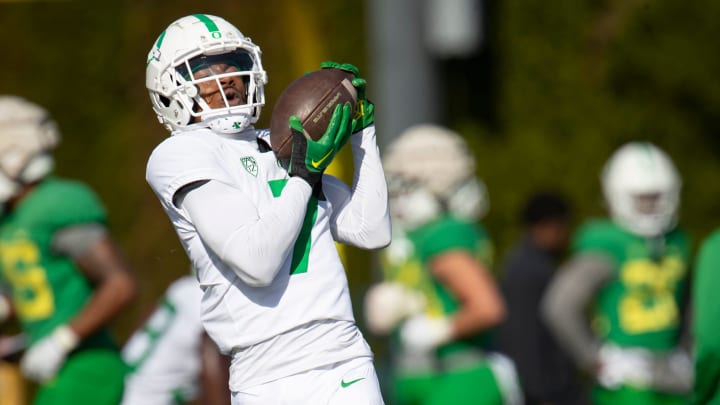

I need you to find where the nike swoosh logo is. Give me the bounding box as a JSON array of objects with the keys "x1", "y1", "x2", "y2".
[
  {"x1": 311, "y1": 149, "x2": 333, "y2": 169},
  {"x1": 341, "y1": 377, "x2": 365, "y2": 388}
]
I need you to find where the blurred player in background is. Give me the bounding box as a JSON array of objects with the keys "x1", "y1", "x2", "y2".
[
  {"x1": 364, "y1": 124, "x2": 522, "y2": 405},
  {"x1": 0, "y1": 95, "x2": 136, "y2": 404},
  {"x1": 144, "y1": 14, "x2": 390, "y2": 405},
  {"x1": 692, "y1": 227, "x2": 720, "y2": 405},
  {"x1": 497, "y1": 191, "x2": 588, "y2": 405},
  {"x1": 542, "y1": 141, "x2": 693, "y2": 405},
  {"x1": 121, "y1": 272, "x2": 230, "y2": 405}
]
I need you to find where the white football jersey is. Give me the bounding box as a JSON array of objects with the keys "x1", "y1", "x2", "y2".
[
  {"x1": 121, "y1": 276, "x2": 205, "y2": 405},
  {"x1": 146, "y1": 127, "x2": 378, "y2": 391}
]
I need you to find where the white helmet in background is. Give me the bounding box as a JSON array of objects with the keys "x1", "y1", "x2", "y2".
[
  {"x1": 146, "y1": 14, "x2": 268, "y2": 134},
  {"x1": 601, "y1": 141, "x2": 681, "y2": 237},
  {"x1": 383, "y1": 124, "x2": 489, "y2": 229},
  {"x1": 0, "y1": 96, "x2": 59, "y2": 203}
]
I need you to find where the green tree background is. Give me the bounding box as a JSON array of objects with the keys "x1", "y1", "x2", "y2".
[{"x1": 1, "y1": 0, "x2": 718, "y2": 346}]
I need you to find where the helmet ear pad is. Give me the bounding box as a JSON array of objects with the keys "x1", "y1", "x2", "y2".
[
  {"x1": 148, "y1": 68, "x2": 196, "y2": 132},
  {"x1": 150, "y1": 91, "x2": 193, "y2": 132}
]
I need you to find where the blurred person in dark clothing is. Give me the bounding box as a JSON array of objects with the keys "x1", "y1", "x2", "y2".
[{"x1": 498, "y1": 191, "x2": 588, "y2": 405}]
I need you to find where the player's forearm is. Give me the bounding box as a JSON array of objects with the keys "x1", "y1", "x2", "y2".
[
  {"x1": 70, "y1": 268, "x2": 136, "y2": 339},
  {"x1": 69, "y1": 237, "x2": 136, "y2": 339},
  {"x1": 334, "y1": 125, "x2": 391, "y2": 248},
  {"x1": 451, "y1": 306, "x2": 505, "y2": 339},
  {"x1": 434, "y1": 253, "x2": 506, "y2": 338},
  {"x1": 451, "y1": 284, "x2": 505, "y2": 338},
  {"x1": 541, "y1": 254, "x2": 611, "y2": 371},
  {"x1": 184, "y1": 179, "x2": 311, "y2": 287}
]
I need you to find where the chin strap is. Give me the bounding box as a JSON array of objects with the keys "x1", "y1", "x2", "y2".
[{"x1": 205, "y1": 114, "x2": 253, "y2": 133}]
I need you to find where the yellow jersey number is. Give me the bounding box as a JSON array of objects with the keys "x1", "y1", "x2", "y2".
[
  {"x1": 0, "y1": 239, "x2": 54, "y2": 321},
  {"x1": 618, "y1": 256, "x2": 685, "y2": 334}
]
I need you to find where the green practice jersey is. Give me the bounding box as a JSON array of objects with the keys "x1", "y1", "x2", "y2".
[
  {"x1": 0, "y1": 177, "x2": 113, "y2": 347},
  {"x1": 573, "y1": 219, "x2": 690, "y2": 351},
  {"x1": 382, "y1": 214, "x2": 494, "y2": 358}
]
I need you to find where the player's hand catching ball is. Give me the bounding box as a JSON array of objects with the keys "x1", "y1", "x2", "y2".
[
  {"x1": 320, "y1": 61, "x2": 374, "y2": 133},
  {"x1": 288, "y1": 102, "x2": 353, "y2": 188}
]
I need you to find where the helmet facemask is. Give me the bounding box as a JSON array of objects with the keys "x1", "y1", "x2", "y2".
[
  {"x1": 174, "y1": 49, "x2": 266, "y2": 133},
  {"x1": 606, "y1": 188, "x2": 680, "y2": 238},
  {"x1": 386, "y1": 175, "x2": 441, "y2": 231}
]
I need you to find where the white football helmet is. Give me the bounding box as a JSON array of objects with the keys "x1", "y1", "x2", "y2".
[
  {"x1": 601, "y1": 142, "x2": 681, "y2": 237},
  {"x1": 383, "y1": 124, "x2": 489, "y2": 228},
  {"x1": 146, "y1": 14, "x2": 268, "y2": 134},
  {"x1": 0, "y1": 96, "x2": 59, "y2": 203}
]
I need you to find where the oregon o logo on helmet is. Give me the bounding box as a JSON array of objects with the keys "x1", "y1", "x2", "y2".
[{"x1": 212, "y1": 32, "x2": 222, "y2": 39}]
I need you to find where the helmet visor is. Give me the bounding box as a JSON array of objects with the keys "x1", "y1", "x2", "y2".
[{"x1": 176, "y1": 50, "x2": 254, "y2": 81}]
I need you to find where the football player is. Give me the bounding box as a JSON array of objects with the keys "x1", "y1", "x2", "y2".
[
  {"x1": 364, "y1": 124, "x2": 522, "y2": 405},
  {"x1": 542, "y1": 141, "x2": 693, "y2": 405},
  {"x1": 144, "y1": 14, "x2": 390, "y2": 405},
  {"x1": 0, "y1": 95, "x2": 136, "y2": 404},
  {"x1": 692, "y1": 228, "x2": 720, "y2": 405},
  {"x1": 121, "y1": 272, "x2": 230, "y2": 405}
]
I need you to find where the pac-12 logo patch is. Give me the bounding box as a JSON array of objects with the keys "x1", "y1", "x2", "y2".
[{"x1": 241, "y1": 157, "x2": 258, "y2": 177}]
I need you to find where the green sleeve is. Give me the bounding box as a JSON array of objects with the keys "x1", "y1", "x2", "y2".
[
  {"x1": 45, "y1": 180, "x2": 107, "y2": 228},
  {"x1": 571, "y1": 219, "x2": 627, "y2": 268},
  {"x1": 412, "y1": 216, "x2": 490, "y2": 264},
  {"x1": 692, "y1": 229, "x2": 720, "y2": 404},
  {"x1": 574, "y1": 220, "x2": 615, "y2": 252}
]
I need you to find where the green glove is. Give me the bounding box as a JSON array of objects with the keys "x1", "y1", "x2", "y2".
[
  {"x1": 348, "y1": 77, "x2": 374, "y2": 133},
  {"x1": 288, "y1": 102, "x2": 353, "y2": 187},
  {"x1": 320, "y1": 61, "x2": 375, "y2": 133},
  {"x1": 320, "y1": 61, "x2": 359, "y2": 76}
]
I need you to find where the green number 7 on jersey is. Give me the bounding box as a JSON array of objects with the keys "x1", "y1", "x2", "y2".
[{"x1": 268, "y1": 179, "x2": 318, "y2": 275}]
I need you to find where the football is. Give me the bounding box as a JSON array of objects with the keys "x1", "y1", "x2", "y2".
[{"x1": 270, "y1": 68, "x2": 357, "y2": 159}]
